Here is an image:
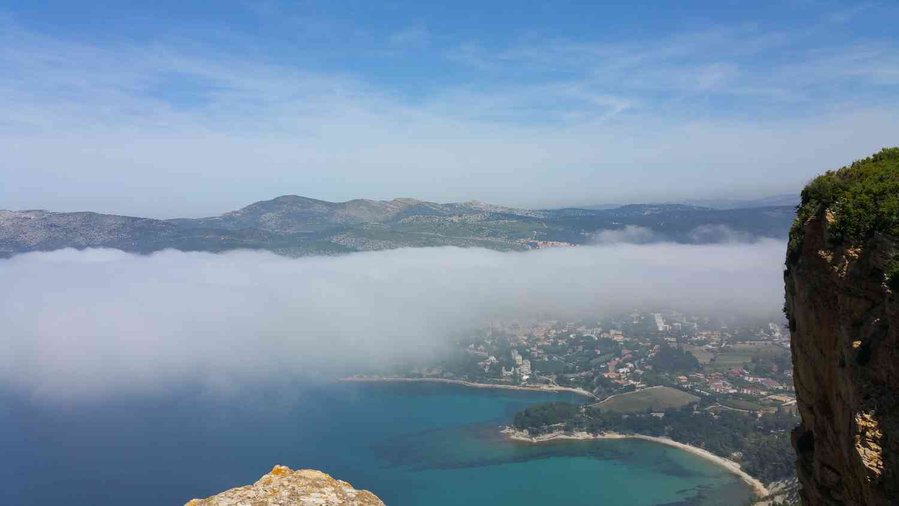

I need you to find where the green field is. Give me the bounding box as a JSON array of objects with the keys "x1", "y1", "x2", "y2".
[
  {"x1": 682, "y1": 345, "x2": 714, "y2": 365},
  {"x1": 706, "y1": 343, "x2": 789, "y2": 372},
  {"x1": 594, "y1": 386, "x2": 699, "y2": 414}
]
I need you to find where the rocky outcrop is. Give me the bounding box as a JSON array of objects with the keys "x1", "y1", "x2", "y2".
[
  {"x1": 784, "y1": 148, "x2": 899, "y2": 505},
  {"x1": 185, "y1": 465, "x2": 384, "y2": 506}
]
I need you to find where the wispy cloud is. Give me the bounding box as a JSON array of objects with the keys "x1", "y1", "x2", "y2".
[
  {"x1": 388, "y1": 24, "x2": 430, "y2": 49},
  {"x1": 445, "y1": 23, "x2": 899, "y2": 108}
]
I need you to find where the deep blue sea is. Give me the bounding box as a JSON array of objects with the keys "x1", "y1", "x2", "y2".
[{"x1": 0, "y1": 382, "x2": 753, "y2": 505}]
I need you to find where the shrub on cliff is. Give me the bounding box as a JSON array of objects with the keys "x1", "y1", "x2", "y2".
[
  {"x1": 887, "y1": 258, "x2": 899, "y2": 292},
  {"x1": 788, "y1": 147, "x2": 899, "y2": 263}
]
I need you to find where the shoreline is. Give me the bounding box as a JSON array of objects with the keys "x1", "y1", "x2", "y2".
[
  {"x1": 344, "y1": 376, "x2": 767, "y2": 497},
  {"x1": 502, "y1": 427, "x2": 769, "y2": 498},
  {"x1": 340, "y1": 376, "x2": 597, "y2": 399}
]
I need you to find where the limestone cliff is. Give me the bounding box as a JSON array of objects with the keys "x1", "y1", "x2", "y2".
[
  {"x1": 784, "y1": 147, "x2": 899, "y2": 505},
  {"x1": 185, "y1": 465, "x2": 385, "y2": 506}
]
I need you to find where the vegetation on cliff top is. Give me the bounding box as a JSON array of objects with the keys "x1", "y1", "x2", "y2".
[{"x1": 787, "y1": 147, "x2": 899, "y2": 279}]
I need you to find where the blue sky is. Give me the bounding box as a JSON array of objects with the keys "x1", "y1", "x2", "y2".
[{"x1": 1, "y1": 1, "x2": 898, "y2": 216}]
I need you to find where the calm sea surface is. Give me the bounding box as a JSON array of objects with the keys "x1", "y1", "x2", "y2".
[{"x1": 0, "y1": 382, "x2": 753, "y2": 505}]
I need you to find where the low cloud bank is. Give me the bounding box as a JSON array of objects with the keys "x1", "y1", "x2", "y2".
[
  {"x1": 591, "y1": 225, "x2": 763, "y2": 245},
  {"x1": 0, "y1": 242, "x2": 786, "y2": 399},
  {"x1": 591, "y1": 226, "x2": 659, "y2": 244}
]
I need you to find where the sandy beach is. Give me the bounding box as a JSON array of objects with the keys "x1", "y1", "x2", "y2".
[
  {"x1": 340, "y1": 376, "x2": 597, "y2": 399},
  {"x1": 345, "y1": 376, "x2": 768, "y2": 497},
  {"x1": 502, "y1": 427, "x2": 769, "y2": 498}
]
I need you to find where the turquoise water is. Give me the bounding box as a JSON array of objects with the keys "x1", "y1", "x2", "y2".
[{"x1": 0, "y1": 382, "x2": 753, "y2": 505}]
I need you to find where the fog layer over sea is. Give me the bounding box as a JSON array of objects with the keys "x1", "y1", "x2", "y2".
[{"x1": 0, "y1": 242, "x2": 782, "y2": 504}]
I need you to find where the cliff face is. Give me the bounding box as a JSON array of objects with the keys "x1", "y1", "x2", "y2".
[
  {"x1": 785, "y1": 148, "x2": 899, "y2": 505},
  {"x1": 185, "y1": 465, "x2": 385, "y2": 506}
]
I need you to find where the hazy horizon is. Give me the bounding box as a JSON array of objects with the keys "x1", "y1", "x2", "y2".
[
  {"x1": 0, "y1": 189, "x2": 801, "y2": 218},
  {"x1": 3, "y1": 1, "x2": 898, "y2": 217}
]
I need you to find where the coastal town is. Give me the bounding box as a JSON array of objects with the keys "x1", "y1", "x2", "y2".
[
  {"x1": 390, "y1": 310, "x2": 796, "y2": 416},
  {"x1": 359, "y1": 309, "x2": 801, "y2": 500}
]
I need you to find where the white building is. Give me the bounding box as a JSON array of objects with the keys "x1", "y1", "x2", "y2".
[{"x1": 653, "y1": 313, "x2": 670, "y2": 332}]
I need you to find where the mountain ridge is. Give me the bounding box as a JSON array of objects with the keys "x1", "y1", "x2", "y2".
[{"x1": 0, "y1": 195, "x2": 795, "y2": 258}]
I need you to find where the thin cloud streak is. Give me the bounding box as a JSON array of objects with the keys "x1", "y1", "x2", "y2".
[{"x1": 0, "y1": 242, "x2": 787, "y2": 400}]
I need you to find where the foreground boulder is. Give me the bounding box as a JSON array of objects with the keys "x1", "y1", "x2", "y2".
[{"x1": 185, "y1": 465, "x2": 385, "y2": 506}]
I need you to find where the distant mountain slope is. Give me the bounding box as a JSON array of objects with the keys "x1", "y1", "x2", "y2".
[
  {"x1": 580, "y1": 193, "x2": 800, "y2": 211},
  {"x1": 680, "y1": 193, "x2": 799, "y2": 209},
  {"x1": 170, "y1": 196, "x2": 543, "y2": 233},
  {"x1": 0, "y1": 196, "x2": 794, "y2": 258}
]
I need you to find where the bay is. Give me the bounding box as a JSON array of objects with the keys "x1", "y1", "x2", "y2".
[{"x1": 0, "y1": 382, "x2": 753, "y2": 505}]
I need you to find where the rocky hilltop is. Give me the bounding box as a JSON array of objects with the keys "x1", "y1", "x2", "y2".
[
  {"x1": 185, "y1": 465, "x2": 384, "y2": 506},
  {"x1": 784, "y1": 147, "x2": 899, "y2": 505}
]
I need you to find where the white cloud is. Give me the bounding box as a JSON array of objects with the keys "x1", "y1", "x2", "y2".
[
  {"x1": 0, "y1": 242, "x2": 787, "y2": 400},
  {"x1": 688, "y1": 225, "x2": 756, "y2": 244},
  {"x1": 591, "y1": 226, "x2": 657, "y2": 244},
  {"x1": 590, "y1": 224, "x2": 763, "y2": 245}
]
